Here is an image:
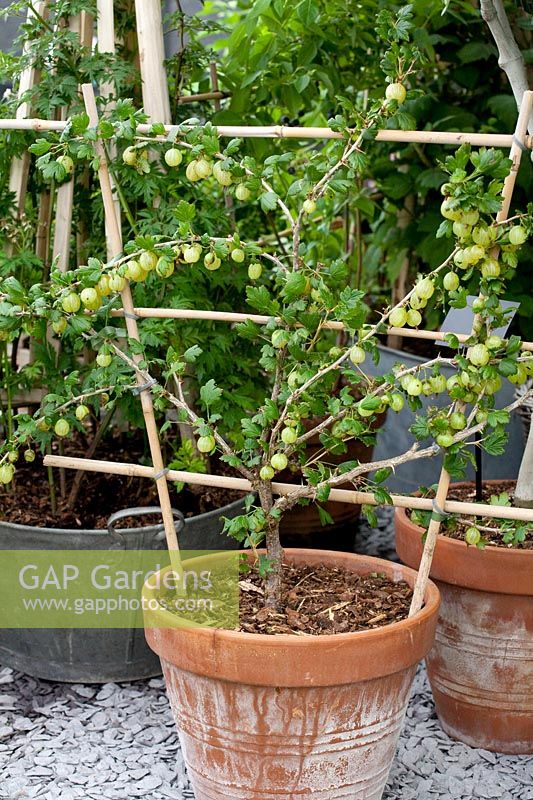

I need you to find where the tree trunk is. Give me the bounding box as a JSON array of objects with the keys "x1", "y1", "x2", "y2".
[
  {"x1": 258, "y1": 483, "x2": 284, "y2": 609},
  {"x1": 514, "y1": 422, "x2": 533, "y2": 508},
  {"x1": 481, "y1": 0, "x2": 533, "y2": 134}
]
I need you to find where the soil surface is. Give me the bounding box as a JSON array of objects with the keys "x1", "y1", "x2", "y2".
[
  {"x1": 0, "y1": 434, "x2": 244, "y2": 530},
  {"x1": 410, "y1": 480, "x2": 533, "y2": 550},
  {"x1": 238, "y1": 562, "x2": 413, "y2": 635}
]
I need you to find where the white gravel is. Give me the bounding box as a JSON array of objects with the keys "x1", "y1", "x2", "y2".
[{"x1": 0, "y1": 509, "x2": 531, "y2": 799}]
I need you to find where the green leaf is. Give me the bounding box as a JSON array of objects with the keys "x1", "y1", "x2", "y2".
[
  {"x1": 183, "y1": 345, "x2": 202, "y2": 363},
  {"x1": 317, "y1": 505, "x2": 334, "y2": 527},
  {"x1": 487, "y1": 409, "x2": 510, "y2": 427},
  {"x1": 260, "y1": 191, "x2": 279, "y2": 211},
  {"x1": 362, "y1": 504, "x2": 378, "y2": 528},
  {"x1": 359, "y1": 395, "x2": 382, "y2": 411},
  {"x1": 134, "y1": 235, "x2": 156, "y2": 250},
  {"x1": 316, "y1": 485, "x2": 331, "y2": 503},
  {"x1": 68, "y1": 316, "x2": 92, "y2": 334},
  {"x1": 262, "y1": 399, "x2": 279, "y2": 422},
  {"x1": 374, "y1": 467, "x2": 392, "y2": 484},
  {"x1": 200, "y1": 379, "x2": 223, "y2": 407},
  {"x1": 506, "y1": 335, "x2": 522, "y2": 355},
  {"x1": 457, "y1": 41, "x2": 494, "y2": 64},
  {"x1": 436, "y1": 220, "x2": 453, "y2": 239},
  {"x1": 297, "y1": 0, "x2": 319, "y2": 26},
  {"x1": 257, "y1": 555, "x2": 273, "y2": 578},
  {"x1": 380, "y1": 172, "x2": 412, "y2": 200},
  {"x1": 294, "y1": 74, "x2": 310, "y2": 94},
  {"x1": 174, "y1": 201, "x2": 196, "y2": 223},
  {"x1": 70, "y1": 112, "x2": 90, "y2": 135},
  {"x1": 241, "y1": 418, "x2": 262, "y2": 438},
  {"x1": 282, "y1": 272, "x2": 308, "y2": 301},
  {"x1": 29, "y1": 139, "x2": 51, "y2": 156},
  {"x1": 410, "y1": 416, "x2": 430, "y2": 439},
  {"x1": 498, "y1": 358, "x2": 518, "y2": 377},
  {"x1": 98, "y1": 120, "x2": 115, "y2": 139},
  {"x1": 444, "y1": 333, "x2": 460, "y2": 349},
  {"x1": 487, "y1": 95, "x2": 517, "y2": 130},
  {"x1": 1, "y1": 276, "x2": 25, "y2": 304},
  {"x1": 246, "y1": 285, "x2": 279, "y2": 316},
  {"x1": 484, "y1": 429, "x2": 508, "y2": 456},
  {"x1": 374, "y1": 487, "x2": 393, "y2": 506},
  {"x1": 336, "y1": 286, "x2": 366, "y2": 329}
]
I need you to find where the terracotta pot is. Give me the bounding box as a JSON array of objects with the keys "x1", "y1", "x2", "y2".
[
  {"x1": 395, "y1": 484, "x2": 533, "y2": 754},
  {"x1": 279, "y1": 413, "x2": 386, "y2": 546},
  {"x1": 144, "y1": 549, "x2": 439, "y2": 799}
]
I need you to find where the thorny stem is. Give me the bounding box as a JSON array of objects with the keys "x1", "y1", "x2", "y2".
[
  {"x1": 46, "y1": 446, "x2": 57, "y2": 515},
  {"x1": 92, "y1": 330, "x2": 533, "y2": 537},
  {"x1": 0, "y1": 385, "x2": 125, "y2": 467},
  {"x1": 101, "y1": 339, "x2": 255, "y2": 483},
  {"x1": 66, "y1": 403, "x2": 116, "y2": 510},
  {"x1": 289, "y1": 355, "x2": 454, "y2": 453},
  {"x1": 271, "y1": 389, "x2": 533, "y2": 517},
  {"x1": 269, "y1": 251, "x2": 457, "y2": 446}
]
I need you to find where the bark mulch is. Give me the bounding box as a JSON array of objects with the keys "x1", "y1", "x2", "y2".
[{"x1": 238, "y1": 562, "x2": 412, "y2": 635}]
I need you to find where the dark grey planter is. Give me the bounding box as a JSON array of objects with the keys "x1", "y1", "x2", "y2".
[
  {"x1": 0, "y1": 497, "x2": 244, "y2": 683},
  {"x1": 366, "y1": 344, "x2": 524, "y2": 493}
]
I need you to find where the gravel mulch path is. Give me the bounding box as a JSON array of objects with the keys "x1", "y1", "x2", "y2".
[{"x1": 0, "y1": 509, "x2": 531, "y2": 800}]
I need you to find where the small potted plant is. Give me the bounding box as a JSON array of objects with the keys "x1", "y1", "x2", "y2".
[{"x1": 394, "y1": 146, "x2": 533, "y2": 754}]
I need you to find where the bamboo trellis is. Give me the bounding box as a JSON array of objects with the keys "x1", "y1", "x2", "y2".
[
  {"x1": 2, "y1": 117, "x2": 532, "y2": 148},
  {"x1": 106, "y1": 308, "x2": 533, "y2": 353},
  {"x1": 4, "y1": 50, "x2": 533, "y2": 614}
]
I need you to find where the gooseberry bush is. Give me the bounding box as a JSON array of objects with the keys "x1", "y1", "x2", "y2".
[{"x1": 1, "y1": 19, "x2": 533, "y2": 607}]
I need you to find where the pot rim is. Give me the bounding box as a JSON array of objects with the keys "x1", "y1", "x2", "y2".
[
  {"x1": 143, "y1": 548, "x2": 440, "y2": 686},
  {"x1": 144, "y1": 548, "x2": 439, "y2": 643},
  {"x1": 396, "y1": 479, "x2": 532, "y2": 561},
  {"x1": 0, "y1": 494, "x2": 247, "y2": 537},
  {"x1": 394, "y1": 482, "x2": 532, "y2": 595},
  {"x1": 396, "y1": 505, "x2": 531, "y2": 561}
]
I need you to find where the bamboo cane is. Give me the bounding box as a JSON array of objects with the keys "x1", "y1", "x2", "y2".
[
  {"x1": 96, "y1": 0, "x2": 115, "y2": 102},
  {"x1": 42, "y1": 454, "x2": 533, "y2": 524},
  {"x1": 408, "y1": 90, "x2": 533, "y2": 618},
  {"x1": 52, "y1": 12, "x2": 94, "y2": 274},
  {"x1": 387, "y1": 327, "x2": 533, "y2": 351},
  {"x1": 1, "y1": 117, "x2": 532, "y2": 149},
  {"x1": 7, "y1": 2, "x2": 49, "y2": 218},
  {"x1": 134, "y1": 0, "x2": 171, "y2": 123},
  {"x1": 81, "y1": 83, "x2": 179, "y2": 555},
  {"x1": 209, "y1": 63, "x2": 222, "y2": 113},
  {"x1": 97, "y1": 0, "x2": 121, "y2": 259},
  {"x1": 35, "y1": 192, "x2": 51, "y2": 261},
  {"x1": 107, "y1": 308, "x2": 533, "y2": 352},
  {"x1": 177, "y1": 90, "x2": 230, "y2": 104}
]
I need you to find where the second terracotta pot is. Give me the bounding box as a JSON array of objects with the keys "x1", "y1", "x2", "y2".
[
  {"x1": 144, "y1": 549, "x2": 439, "y2": 799},
  {"x1": 395, "y1": 491, "x2": 533, "y2": 754}
]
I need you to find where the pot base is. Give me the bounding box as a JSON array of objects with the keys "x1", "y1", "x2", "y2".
[
  {"x1": 395, "y1": 498, "x2": 533, "y2": 755},
  {"x1": 163, "y1": 663, "x2": 415, "y2": 800},
  {"x1": 426, "y1": 582, "x2": 533, "y2": 755}
]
